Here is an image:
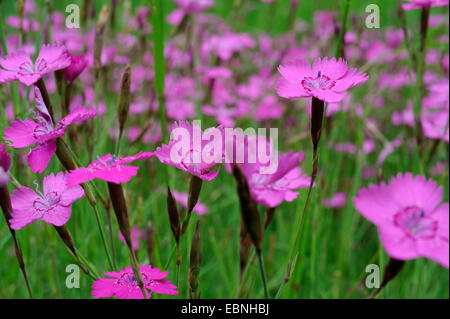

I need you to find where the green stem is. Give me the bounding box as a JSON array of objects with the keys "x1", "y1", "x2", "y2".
[
  {"x1": 91, "y1": 204, "x2": 115, "y2": 270},
  {"x1": 256, "y1": 251, "x2": 269, "y2": 299},
  {"x1": 335, "y1": 0, "x2": 351, "y2": 58}
]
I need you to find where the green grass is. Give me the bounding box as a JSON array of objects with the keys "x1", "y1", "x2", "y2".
[{"x1": 0, "y1": 0, "x2": 448, "y2": 299}]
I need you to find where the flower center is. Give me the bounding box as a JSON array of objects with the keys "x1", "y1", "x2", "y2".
[
  {"x1": 117, "y1": 272, "x2": 150, "y2": 287},
  {"x1": 180, "y1": 149, "x2": 204, "y2": 171},
  {"x1": 394, "y1": 206, "x2": 438, "y2": 239},
  {"x1": 33, "y1": 191, "x2": 62, "y2": 213},
  {"x1": 94, "y1": 156, "x2": 118, "y2": 169},
  {"x1": 119, "y1": 273, "x2": 138, "y2": 286},
  {"x1": 33, "y1": 123, "x2": 53, "y2": 140},
  {"x1": 35, "y1": 58, "x2": 48, "y2": 74},
  {"x1": 301, "y1": 71, "x2": 336, "y2": 92},
  {"x1": 250, "y1": 173, "x2": 270, "y2": 186},
  {"x1": 18, "y1": 61, "x2": 35, "y2": 75}
]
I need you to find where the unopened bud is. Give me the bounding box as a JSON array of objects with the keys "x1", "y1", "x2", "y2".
[
  {"x1": 373, "y1": 258, "x2": 405, "y2": 297},
  {"x1": 118, "y1": 65, "x2": 131, "y2": 137},
  {"x1": 94, "y1": 5, "x2": 109, "y2": 79},
  {"x1": 188, "y1": 175, "x2": 203, "y2": 214},
  {"x1": 189, "y1": 221, "x2": 202, "y2": 299},
  {"x1": 53, "y1": 225, "x2": 77, "y2": 256},
  {"x1": 166, "y1": 187, "x2": 180, "y2": 244},
  {"x1": 232, "y1": 164, "x2": 262, "y2": 252},
  {"x1": 107, "y1": 182, "x2": 133, "y2": 250},
  {"x1": 239, "y1": 221, "x2": 252, "y2": 280}
]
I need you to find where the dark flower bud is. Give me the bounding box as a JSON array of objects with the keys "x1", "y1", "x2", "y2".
[
  {"x1": 118, "y1": 65, "x2": 131, "y2": 138},
  {"x1": 166, "y1": 187, "x2": 180, "y2": 244},
  {"x1": 189, "y1": 221, "x2": 202, "y2": 299},
  {"x1": 232, "y1": 164, "x2": 262, "y2": 252}
]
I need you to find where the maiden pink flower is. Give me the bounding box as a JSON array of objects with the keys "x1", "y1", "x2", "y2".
[
  {"x1": 229, "y1": 135, "x2": 311, "y2": 208},
  {"x1": 403, "y1": 0, "x2": 449, "y2": 10},
  {"x1": 154, "y1": 121, "x2": 224, "y2": 181},
  {"x1": 172, "y1": 190, "x2": 209, "y2": 215},
  {"x1": 0, "y1": 44, "x2": 71, "y2": 85},
  {"x1": 253, "y1": 94, "x2": 284, "y2": 121},
  {"x1": 9, "y1": 172, "x2": 84, "y2": 229},
  {"x1": 323, "y1": 192, "x2": 347, "y2": 209},
  {"x1": 168, "y1": 0, "x2": 214, "y2": 25},
  {"x1": 6, "y1": 16, "x2": 39, "y2": 32},
  {"x1": 421, "y1": 109, "x2": 449, "y2": 143},
  {"x1": 63, "y1": 53, "x2": 87, "y2": 83},
  {"x1": 354, "y1": 173, "x2": 449, "y2": 268},
  {"x1": 277, "y1": 57, "x2": 368, "y2": 103},
  {"x1": 91, "y1": 265, "x2": 178, "y2": 299},
  {"x1": 66, "y1": 152, "x2": 155, "y2": 186},
  {"x1": 118, "y1": 226, "x2": 144, "y2": 251},
  {"x1": 243, "y1": 150, "x2": 311, "y2": 208},
  {"x1": 392, "y1": 101, "x2": 415, "y2": 127},
  {"x1": 3, "y1": 88, "x2": 97, "y2": 173},
  {"x1": 0, "y1": 143, "x2": 11, "y2": 186}
]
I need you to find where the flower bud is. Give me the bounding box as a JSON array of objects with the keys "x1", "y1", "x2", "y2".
[
  {"x1": 373, "y1": 258, "x2": 405, "y2": 297},
  {"x1": 189, "y1": 221, "x2": 202, "y2": 299},
  {"x1": 94, "y1": 5, "x2": 109, "y2": 79},
  {"x1": 107, "y1": 182, "x2": 132, "y2": 250},
  {"x1": 264, "y1": 207, "x2": 276, "y2": 231},
  {"x1": 118, "y1": 65, "x2": 131, "y2": 138},
  {"x1": 188, "y1": 175, "x2": 203, "y2": 214},
  {"x1": 166, "y1": 187, "x2": 181, "y2": 244},
  {"x1": 232, "y1": 164, "x2": 262, "y2": 252},
  {"x1": 64, "y1": 54, "x2": 88, "y2": 83},
  {"x1": 239, "y1": 221, "x2": 252, "y2": 280}
]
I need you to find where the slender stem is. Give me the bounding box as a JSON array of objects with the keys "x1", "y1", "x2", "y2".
[
  {"x1": 106, "y1": 208, "x2": 118, "y2": 270},
  {"x1": 335, "y1": 0, "x2": 351, "y2": 58},
  {"x1": 92, "y1": 204, "x2": 115, "y2": 270},
  {"x1": 164, "y1": 245, "x2": 177, "y2": 270},
  {"x1": 256, "y1": 251, "x2": 269, "y2": 299},
  {"x1": 0, "y1": 1, "x2": 8, "y2": 53},
  {"x1": 151, "y1": 0, "x2": 171, "y2": 191},
  {"x1": 175, "y1": 243, "x2": 181, "y2": 299},
  {"x1": 276, "y1": 98, "x2": 324, "y2": 297},
  {"x1": 412, "y1": 5, "x2": 430, "y2": 174}
]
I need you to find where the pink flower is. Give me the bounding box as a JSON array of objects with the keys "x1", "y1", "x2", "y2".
[
  {"x1": 323, "y1": 192, "x2": 347, "y2": 209},
  {"x1": 118, "y1": 226, "x2": 144, "y2": 251},
  {"x1": 63, "y1": 53, "x2": 87, "y2": 83},
  {"x1": 376, "y1": 135, "x2": 403, "y2": 166},
  {"x1": 354, "y1": 173, "x2": 449, "y2": 268},
  {"x1": 430, "y1": 161, "x2": 446, "y2": 176},
  {"x1": 3, "y1": 88, "x2": 97, "y2": 173},
  {"x1": 168, "y1": 0, "x2": 214, "y2": 25},
  {"x1": 229, "y1": 135, "x2": 311, "y2": 208},
  {"x1": 392, "y1": 101, "x2": 415, "y2": 127},
  {"x1": 201, "y1": 33, "x2": 255, "y2": 61},
  {"x1": 244, "y1": 150, "x2": 310, "y2": 207},
  {"x1": 9, "y1": 172, "x2": 84, "y2": 229},
  {"x1": 91, "y1": 265, "x2": 178, "y2": 299},
  {"x1": 6, "y1": 16, "x2": 39, "y2": 32},
  {"x1": 202, "y1": 104, "x2": 243, "y2": 127},
  {"x1": 421, "y1": 109, "x2": 449, "y2": 143},
  {"x1": 172, "y1": 190, "x2": 209, "y2": 215},
  {"x1": 0, "y1": 44, "x2": 71, "y2": 85},
  {"x1": 0, "y1": 143, "x2": 11, "y2": 186},
  {"x1": 154, "y1": 121, "x2": 223, "y2": 181},
  {"x1": 66, "y1": 152, "x2": 155, "y2": 186},
  {"x1": 253, "y1": 94, "x2": 284, "y2": 121},
  {"x1": 403, "y1": 0, "x2": 449, "y2": 10},
  {"x1": 277, "y1": 57, "x2": 368, "y2": 103}
]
